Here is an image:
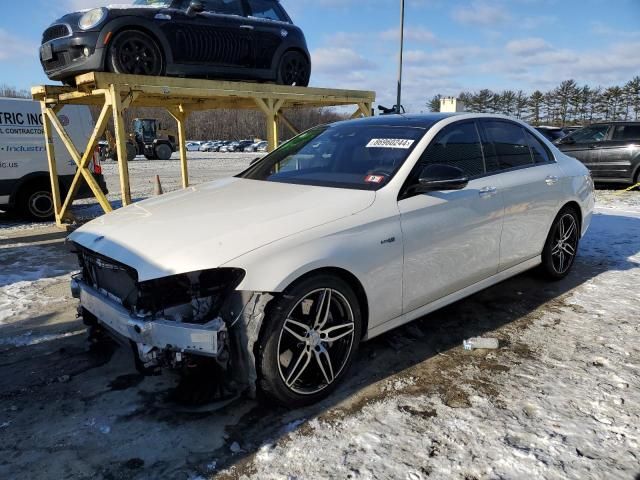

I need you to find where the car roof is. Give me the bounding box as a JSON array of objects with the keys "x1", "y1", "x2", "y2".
[
  {"x1": 331, "y1": 112, "x2": 544, "y2": 130},
  {"x1": 590, "y1": 121, "x2": 640, "y2": 125}
]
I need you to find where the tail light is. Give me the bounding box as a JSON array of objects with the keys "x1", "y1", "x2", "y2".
[{"x1": 92, "y1": 146, "x2": 102, "y2": 175}]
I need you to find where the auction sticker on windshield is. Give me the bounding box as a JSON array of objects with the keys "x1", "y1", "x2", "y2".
[{"x1": 366, "y1": 138, "x2": 415, "y2": 149}]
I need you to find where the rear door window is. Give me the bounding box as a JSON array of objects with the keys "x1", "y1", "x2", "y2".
[
  {"x1": 247, "y1": 0, "x2": 289, "y2": 21},
  {"x1": 612, "y1": 125, "x2": 640, "y2": 141},
  {"x1": 418, "y1": 121, "x2": 485, "y2": 177},
  {"x1": 526, "y1": 130, "x2": 552, "y2": 164},
  {"x1": 482, "y1": 120, "x2": 534, "y2": 170}
]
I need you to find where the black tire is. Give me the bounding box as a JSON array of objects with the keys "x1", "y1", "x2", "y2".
[
  {"x1": 107, "y1": 30, "x2": 164, "y2": 77},
  {"x1": 257, "y1": 274, "x2": 362, "y2": 407},
  {"x1": 540, "y1": 206, "x2": 580, "y2": 280},
  {"x1": 154, "y1": 143, "x2": 173, "y2": 160},
  {"x1": 276, "y1": 51, "x2": 310, "y2": 87},
  {"x1": 126, "y1": 142, "x2": 138, "y2": 162},
  {"x1": 18, "y1": 181, "x2": 54, "y2": 221}
]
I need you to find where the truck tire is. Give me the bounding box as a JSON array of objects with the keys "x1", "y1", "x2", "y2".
[
  {"x1": 155, "y1": 143, "x2": 173, "y2": 161},
  {"x1": 126, "y1": 142, "x2": 138, "y2": 162},
  {"x1": 18, "y1": 181, "x2": 54, "y2": 221}
]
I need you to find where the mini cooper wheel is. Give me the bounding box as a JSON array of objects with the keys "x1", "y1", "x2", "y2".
[
  {"x1": 107, "y1": 31, "x2": 164, "y2": 77},
  {"x1": 541, "y1": 207, "x2": 580, "y2": 280},
  {"x1": 277, "y1": 51, "x2": 310, "y2": 87},
  {"x1": 257, "y1": 275, "x2": 362, "y2": 407}
]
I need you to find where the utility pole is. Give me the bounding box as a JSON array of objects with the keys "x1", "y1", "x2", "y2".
[{"x1": 396, "y1": 0, "x2": 405, "y2": 114}]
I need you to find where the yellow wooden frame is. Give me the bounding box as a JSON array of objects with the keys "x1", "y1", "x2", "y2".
[{"x1": 32, "y1": 72, "x2": 375, "y2": 228}]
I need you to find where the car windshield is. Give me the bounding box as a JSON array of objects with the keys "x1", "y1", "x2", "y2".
[
  {"x1": 239, "y1": 123, "x2": 427, "y2": 190},
  {"x1": 132, "y1": 0, "x2": 172, "y2": 6}
]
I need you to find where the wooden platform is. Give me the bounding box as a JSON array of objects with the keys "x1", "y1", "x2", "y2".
[{"x1": 31, "y1": 72, "x2": 376, "y2": 227}]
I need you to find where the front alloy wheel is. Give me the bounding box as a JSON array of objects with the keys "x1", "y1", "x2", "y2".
[
  {"x1": 107, "y1": 31, "x2": 164, "y2": 77},
  {"x1": 258, "y1": 275, "x2": 361, "y2": 407}
]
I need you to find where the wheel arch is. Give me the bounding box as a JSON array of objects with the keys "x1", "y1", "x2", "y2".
[
  {"x1": 559, "y1": 200, "x2": 583, "y2": 235},
  {"x1": 278, "y1": 266, "x2": 370, "y2": 339},
  {"x1": 9, "y1": 172, "x2": 54, "y2": 206},
  {"x1": 100, "y1": 18, "x2": 173, "y2": 69}
]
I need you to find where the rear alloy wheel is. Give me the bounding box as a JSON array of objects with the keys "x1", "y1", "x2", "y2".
[
  {"x1": 107, "y1": 31, "x2": 164, "y2": 77},
  {"x1": 19, "y1": 183, "x2": 54, "y2": 221},
  {"x1": 540, "y1": 208, "x2": 580, "y2": 280},
  {"x1": 258, "y1": 275, "x2": 361, "y2": 407},
  {"x1": 277, "y1": 51, "x2": 310, "y2": 87},
  {"x1": 154, "y1": 143, "x2": 173, "y2": 160}
]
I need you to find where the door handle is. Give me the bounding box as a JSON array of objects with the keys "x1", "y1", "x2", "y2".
[
  {"x1": 545, "y1": 175, "x2": 559, "y2": 185},
  {"x1": 479, "y1": 186, "x2": 498, "y2": 197},
  {"x1": 239, "y1": 24, "x2": 255, "y2": 30}
]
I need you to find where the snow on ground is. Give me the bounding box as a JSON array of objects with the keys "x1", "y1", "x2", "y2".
[{"x1": 218, "y1": 206, "x2": 640, "y2": 480}]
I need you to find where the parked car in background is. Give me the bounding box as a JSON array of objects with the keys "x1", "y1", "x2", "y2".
[
  {"x1": 535, "y1": 126, "x2": 568, "y2": 142},
  {"x1": 199, "y1": 141, "x2": 216, "y2": 152},
  {"x1": 219, "y1": 142, "x2": 239, "y2": 152},
  {"x1": 0, "y1": 98, "x2": 108, "y2": 220},
  {"x1": 244, "y1": 140, "x2": 266, "y2": 152},
  {"x1": 40, "y1": 0, "x2": 311, "y2": 87},
  {"x1": 555, "y1": 121, "x2": 640, "y2": 184},
  {"x1": 236, "y1": 140, "x2": 257, "y2": 152},
  {"x1": 186, "y1": 142, "x2": 201, "y2": 152},
  {"x1": 68, "y1": 113, "x2": 594, "y2": 407},
  {"x1": 256, "y1": 141, "x2": 269, "y2": 152}
]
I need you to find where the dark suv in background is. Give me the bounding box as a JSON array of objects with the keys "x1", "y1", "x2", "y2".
[{"x1": 555, "y1": 122, "x2": 640, "y2": 185}]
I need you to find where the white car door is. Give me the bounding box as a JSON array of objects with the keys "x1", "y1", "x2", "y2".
[
  {"x1": 479, "y1": 119, "x2": 564, "y2": 271},
  {"x1": 398, "y1": 120, "x2": 505, "y2": 313}
]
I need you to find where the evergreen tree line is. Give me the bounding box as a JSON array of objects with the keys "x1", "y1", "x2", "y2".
[{"x1": 428, "y1": 77, "x2": 640, "y2": 127}]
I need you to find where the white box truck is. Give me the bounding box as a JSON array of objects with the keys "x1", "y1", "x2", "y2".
[{"x1": 0, "y1": 97, "x2": 107, "y2": 220}]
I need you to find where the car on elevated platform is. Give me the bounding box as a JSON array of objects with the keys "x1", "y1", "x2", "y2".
[
  {"x1": 40, "y1": 0, "x2": 311, "y2": 87},
  {"x1": 68, "y1": 113, "x2": 594, "y2": 408}
]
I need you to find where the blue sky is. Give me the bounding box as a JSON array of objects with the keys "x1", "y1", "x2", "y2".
[{"x1": 1, "y1": 0, "x2": 639, "y2": 111}]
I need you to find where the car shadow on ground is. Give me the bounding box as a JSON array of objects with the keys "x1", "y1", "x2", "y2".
[{"x1": 0, "y1": 211, "x2": 638, "y2": 479}]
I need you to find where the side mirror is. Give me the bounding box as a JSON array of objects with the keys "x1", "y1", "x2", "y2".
[
  {"x1": 186, "y1": 0, "x2": 204, "y2": 16},
  {"x1": 557, "y1": 136, "x2": 575, "y2": 145},
  {"x1": 415, "y1": 164, "x2": 468, "y2": 192}
]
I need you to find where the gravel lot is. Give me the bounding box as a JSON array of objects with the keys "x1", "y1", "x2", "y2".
[{"x1": 0, "y1": 154, "x2": 638, "y2": 480}]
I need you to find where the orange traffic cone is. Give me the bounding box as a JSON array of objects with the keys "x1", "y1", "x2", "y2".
[{"x1": 154, "y1": 175, "x2": 164, "y2": 196}]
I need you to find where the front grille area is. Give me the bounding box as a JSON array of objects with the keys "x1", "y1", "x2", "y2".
[
  {"x1": 78, "y1": 249, "x2": 139, "y2": 308},
  {"x1": 42, "y1": 24, "x2": 70, "y2": 43}
]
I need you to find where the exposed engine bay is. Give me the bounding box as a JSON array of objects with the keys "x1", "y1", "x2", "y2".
[{"x1": 72, "y1": 244, "x2": 273, "y2": 401}]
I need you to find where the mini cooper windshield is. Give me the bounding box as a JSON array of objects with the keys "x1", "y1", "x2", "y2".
[
  {"x1": 241, "y1": 124, "x2": 427, "y2": 190},
  {"x1": 133, "y1": 0, "x2": 172, "y2": 5}
]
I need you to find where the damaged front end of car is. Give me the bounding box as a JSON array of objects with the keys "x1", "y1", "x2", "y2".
[{"x1": 70, "y1": 244, "x2": 273, "y2": 398}]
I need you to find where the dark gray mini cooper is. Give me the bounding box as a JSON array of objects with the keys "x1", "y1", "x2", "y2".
[{"x1": 40, "y1": 0, "x2": 311, "y2": 86}]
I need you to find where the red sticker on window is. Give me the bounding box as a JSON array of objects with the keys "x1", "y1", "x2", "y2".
[{"x1": 365, "y1": 175, "x2": 385, "y2": 184}]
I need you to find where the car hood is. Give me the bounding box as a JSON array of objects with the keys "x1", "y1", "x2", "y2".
[{"x1": 69, "y1": 178, "x2": 376, "y2": 282}]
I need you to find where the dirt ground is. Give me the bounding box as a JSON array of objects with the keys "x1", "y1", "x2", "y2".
[{"x1": 0, "y1": 154, "x2": 638, "y2": 480}]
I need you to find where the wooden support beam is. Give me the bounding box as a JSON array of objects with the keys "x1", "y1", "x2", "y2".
[
  {"x1": 168, "y1": 105, "x2": 190, "y2": 188},
  {"x1": 40, "y1": 103, "x2": 64, "y2": 225},
  {"x1": 109, "y1": 85, "x2": 132, "y2": 206},
  {"x1": 255, "y1": 98, "x2": 281, "y2": 152},
  {"x1": 279, "y1": 113, "x2": 300, "y2": 136},
  {"x1": 59, "y1": 102, "x2": 113, "y2": 218},
  {"x1": 44, "y1": 108, "x2": 113, "y2": 216}
]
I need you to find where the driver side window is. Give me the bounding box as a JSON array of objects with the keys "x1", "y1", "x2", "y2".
[{"x1": 418, "y1": 121, "x2": 485, "y2": 177}]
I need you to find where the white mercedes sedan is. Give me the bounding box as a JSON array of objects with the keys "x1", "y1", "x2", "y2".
[{"x1": 68, "y1": 113, "x2": 594, "y2": 407}]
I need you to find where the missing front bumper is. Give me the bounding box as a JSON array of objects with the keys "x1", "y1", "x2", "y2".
[{"x1": 75, "y1": 280, "x2": 225, "y2": 357}]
